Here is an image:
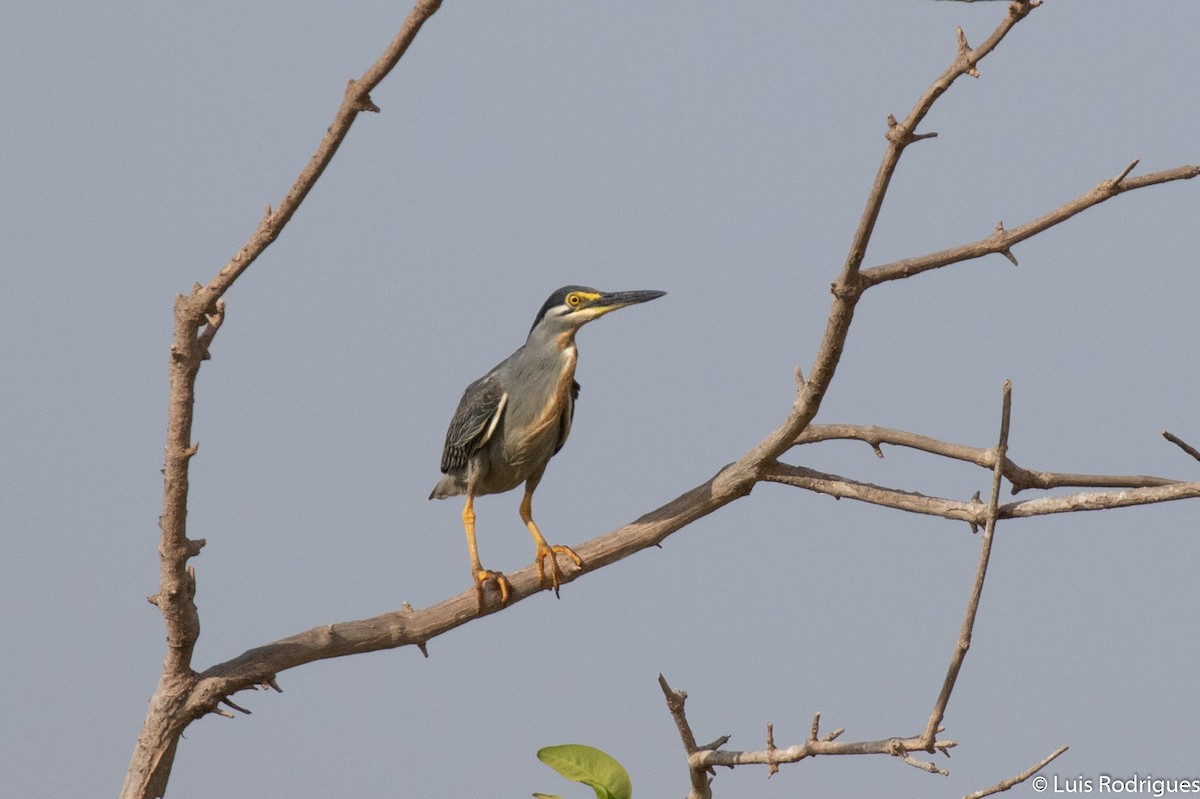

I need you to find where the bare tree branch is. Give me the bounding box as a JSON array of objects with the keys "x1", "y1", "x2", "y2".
[
  {"x1": 125, "y1": 0, "x2": 1200, "y2": 795},
  {"x1": 999, "y1": 482, "x2": 1200, "y2": 517},
  {"x1": 124, "y1": 3, "x2": 444, "y2": 798},
  {"x1": 862, "y1": 162, "x2": 1200, "y2": 287},
  {"x1": 743, "y1": 1, "x2": 1045, "y2": 470},
  {"x1": 963, "y1": 745, "x2": 1069, "y2": 799},
  {"x1": 658, "y1": 675, "x2": 956, "y2": 790},
  {"x1": 658, "y1": 675, "x2": 715, "y2": 799},
  {"x1": 210, "y1": 2, "x2": 442, "y2": 300},
  {"x1": 1163, "y1": 430, "x2": 1200, "y2": 464},
  {"x1": 692, "y1": 734, "x2": 956, "y2": 774},
  {"x1": 922, "y1": 381, "x2": 1011, "y2": 745},
  {"x1": 795, "y1": 423, "x2": 1181, "y2": 494},
  {"x1": 760, "y1": 462, "x2": 1200, "y2": 524}
]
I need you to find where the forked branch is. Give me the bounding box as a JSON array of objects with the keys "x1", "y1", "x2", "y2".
[
  {"x1": 125, "y1": 3, "x2": 444, "y2": 798},
  {"x1": 862, "y1": 162, "x2": 1200, "y2": 287},
  {"x1": 128, "y1": 1, "x2": 1199, "y2": 797},
  {"x1": 658, "y1": 673, "x2": 956, "y2": 799}
]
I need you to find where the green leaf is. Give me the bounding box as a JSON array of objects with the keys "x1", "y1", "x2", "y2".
[
  {"x1": 536, "y1": 744, "x2": 632, "y2": 799},
  {"x1": 530, "y1": 794, "x2": 562, "y2": 799}
]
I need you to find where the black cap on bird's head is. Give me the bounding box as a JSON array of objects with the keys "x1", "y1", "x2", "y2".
[{"x1": 529, "y1": 285, "x2": 666, "y2": 335}]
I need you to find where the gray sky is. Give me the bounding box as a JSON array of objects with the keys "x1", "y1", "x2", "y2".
[{"x1": 4, "y1": 2, "x2": 1199, "y2": 797}]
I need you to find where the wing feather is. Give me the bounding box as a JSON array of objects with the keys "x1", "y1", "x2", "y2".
[
  {"x1": 552, "y1": 380, "x2": 580, "y2": 456},
  {"x1": 439, "y1": 374, "x2": 508, "y2": 474}
]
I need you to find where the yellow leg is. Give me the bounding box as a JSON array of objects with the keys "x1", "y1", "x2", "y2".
[
  {"x1": 463, "y1": 495, "x2": 509, "y2": 610},
  {"x1": 519, "y1": 486, "x2": 583, "y2": 597}
]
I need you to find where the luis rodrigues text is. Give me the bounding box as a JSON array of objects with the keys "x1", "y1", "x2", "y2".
[{"x1": 1043, "y1": 775, "x2": 1200, "y2": 795}]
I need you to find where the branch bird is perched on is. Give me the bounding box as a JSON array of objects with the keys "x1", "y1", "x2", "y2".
[{"x1": 431, "y1": 285, "x2": 666, "y2": 610}]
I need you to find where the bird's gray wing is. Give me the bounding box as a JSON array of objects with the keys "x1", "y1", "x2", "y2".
[
  {"x1": 552, "y1": 380, "x2": 580, "y2": 456},
  {"x1": 439, "y1": 373, "x2": 508, "y2": 474}
]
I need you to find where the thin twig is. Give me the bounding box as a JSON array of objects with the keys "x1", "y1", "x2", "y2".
[
  {"x1": 691, "y1": 733, "x2": 957, "y2": 771},
  {"x1": 210, "y1": 0, "x2": 445, "y2": 299},
  {"x1": 922, "y1": 381, "x2": 1011, "y2": 746},
  {"x1": 658, "y1": 675, "x2": 713, "y2": 799},
  {"x1": 760, "y1": 461, "x2": 1200, "y2": 525},
  {"x1": 962, "y1": 745, "x2": 1069, "y2": 799},
  {"x1": 794, "y1": 423, "x2": 1181, "y2": 494},
  {"x1": 862, "y1": 163, "x2": 1200, "y2": 287},
  {"x1": 1163, "y1": 430, "x2": 1200, "y2": 464},
  {"x1": 659, "y1": 677, "x2": 958, "y2": 787}
]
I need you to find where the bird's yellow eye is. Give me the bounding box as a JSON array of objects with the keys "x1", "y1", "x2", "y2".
[{"x1": 566, "y1": 292, "x2": 583, "y2": 308}]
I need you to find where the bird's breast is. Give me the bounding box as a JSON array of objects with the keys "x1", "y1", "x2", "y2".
[{"x1": 502, "y1": 345, "x2": 577, "y2": 468}]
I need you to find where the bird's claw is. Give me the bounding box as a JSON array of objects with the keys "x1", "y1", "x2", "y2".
[
  {"x1": 473, "y1": 568, "x2": 511, "y2": 611},
  {"x1": 535, "y1": 545, "x2": 583, "y2": 597}
]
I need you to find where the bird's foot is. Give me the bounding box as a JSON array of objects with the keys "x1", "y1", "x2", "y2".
[
  {"x1": 472, "y1": 568, "x2": 511, "y2": 611},
  {"x1": 535, "y1": 544, "x2": 584, "y2": 597}
]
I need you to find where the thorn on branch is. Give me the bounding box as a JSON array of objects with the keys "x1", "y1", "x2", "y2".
[
  {"x1": 989, "y1": 221, "x2": 1019, "y2": 265},
  {"x1": 1113, "y1": 159, "x2": 1139, "y2": 185},
  {"x1": 147, "y1": 594, "x2": 160, "y2": 606},
  {"x1": 346, "y1": 78, "x2": 382, "y2": 113},
  {"x1": 885, "y1": 114, "x2": 904, "y2": 143},
  {"x1": 417, "y1": 641, "x2": 429, "y2": 658},
  {"x1": 222, "y1": 697, "x2": 252, "y2": 715},
  {"x1": 261, "y1": 676, "x2": 282, "y2": 693},
  {"x1": 885, "y1": 114, "x2": 937, "y2": 145},
  {"x1": 185, "y1": 538, "x2": 206, "y2": 558},
  {"x1": 1010, "y1": 0, "x2": 1044, "y2": 19},
  {"x1": 766, "y1": 722, "x2": 778, "y2": 777},
  {"x1": 956, "y1": 27, "x2": 981, "y2": 78},
  {"x1": 198, "y1": 298, "x2": 226, "y2": 361},
  {"x1": 183, "y1": 441, "x2": 199, "y2": 458},
  {"x1": 794, "y1": 366, "x2": 806, "y2": 391},
  {"x1": 1100, "y1": 159, "x2": 1139, "y2": 197},
  {"x1": 829, "y1": 276, "x2": 863, "y2": 300},
  {"x1": 809, "y1": 711, "x2": 821, "y2": 742}
]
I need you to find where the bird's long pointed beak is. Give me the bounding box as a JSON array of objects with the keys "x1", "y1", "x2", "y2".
[
  {"x1": 590, "y1": 289, "x2": 666, "y2": 316},
  {"x1": 599, "y1": 289, "x2": 666, "y2": 306}
]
